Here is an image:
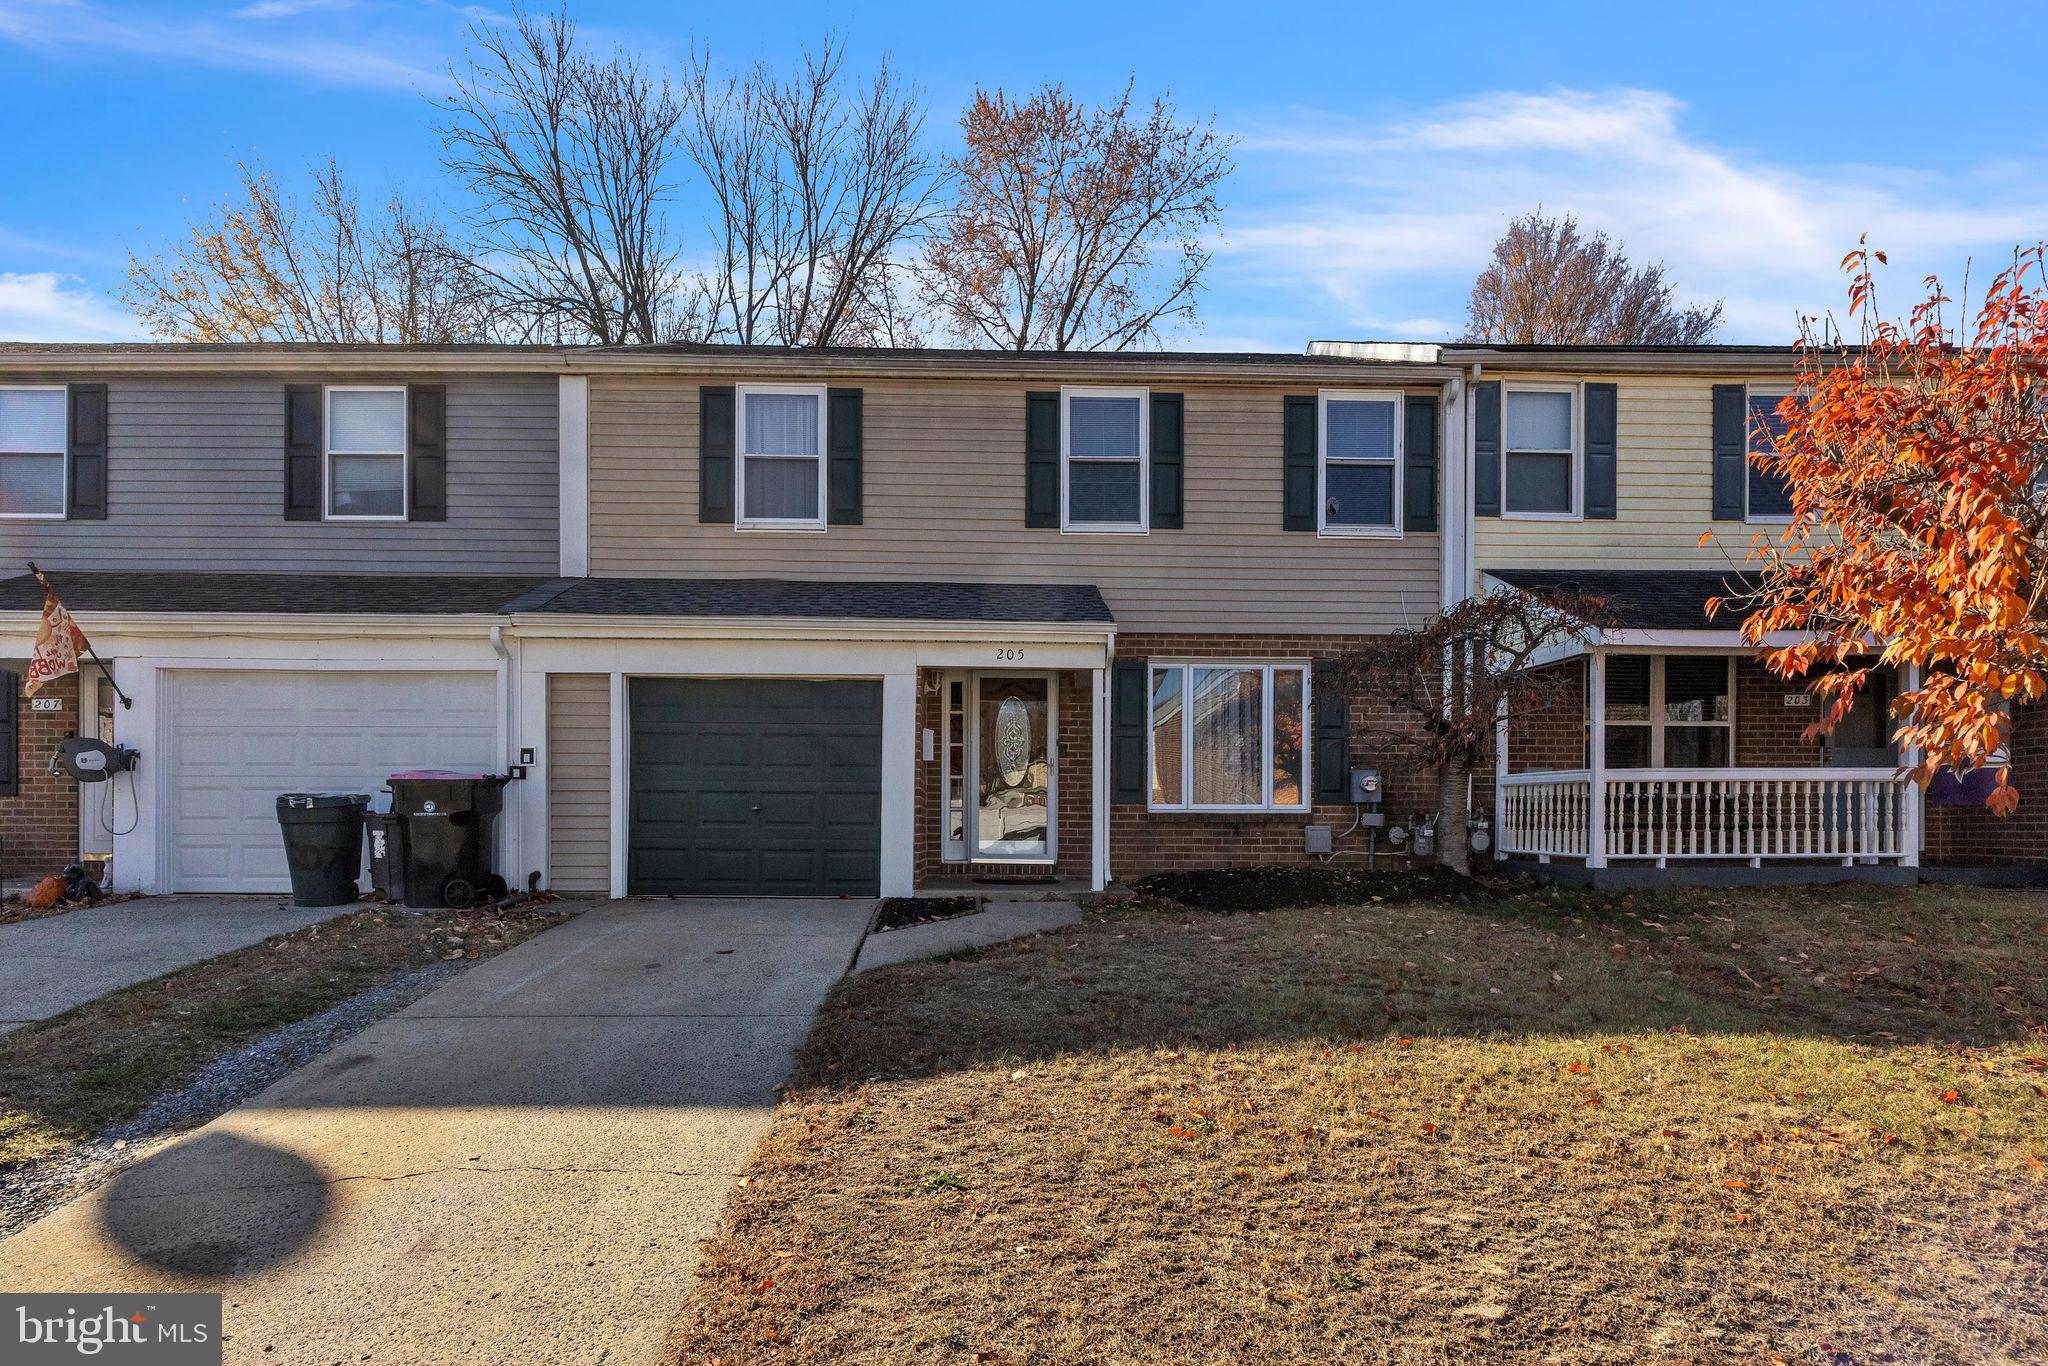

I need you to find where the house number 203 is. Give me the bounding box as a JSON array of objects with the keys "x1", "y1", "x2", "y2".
[{"x1": 994, "y1": 648, "x2": 1026, "y2": 662}]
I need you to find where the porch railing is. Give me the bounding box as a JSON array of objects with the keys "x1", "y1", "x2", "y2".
[{"x1": 1498, "y1": 768, "x2": 1914, "y2": 865}]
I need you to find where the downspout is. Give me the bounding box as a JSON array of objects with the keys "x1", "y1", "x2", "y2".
[
  {"x1": 1460, "y1": 363, "x2": 1482, "y2": 607},
  {"x1": 490, "y1": 625, "x2": 515, "y2": 879}
]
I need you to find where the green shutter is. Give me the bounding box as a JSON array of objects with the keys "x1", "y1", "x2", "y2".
[
  {"x1": 408, "y1": 384, "x2": 448, "y2": 523},
  {"x1": 1312, "y1": 685, "x2": 1349, "y2": 803},
  {"x1": 67, "y1": 383, "x2": 108, "y2": 521},
  {"x1": 1472, "y1": 380, "x2": 1502, "y2": 517},
  {"x1": 827, "y1": 387, "x2": 863, "y2": 525},
  {"x1": 1403, "y1": 395, "x2": 1438, "y2": 532},
  {"x1": 1282, "y1": 395, "x2": 1316, "y2": 531},
  {"x1": 699, "y1": 386, "x2": 735, "y2": 523},
  {"x1": 1149, "y1": 392, "x2": 1183, "y2": 529},
  {"x1": 1111, "y1": 658, "x2": 1149, "y2": 803},
  {"x1": 1711, "y1": 384, "x2": 1746, "y2": 520},
  {"x1": 284, "y1": 384, "x2": 322, "y2": 521},
  {"x1": 1025, "y1": 391, "x2": 1059, "y2": 528},
  {"x1": 1583, "y1": 382, "x2": 1617, "y2": 520}
]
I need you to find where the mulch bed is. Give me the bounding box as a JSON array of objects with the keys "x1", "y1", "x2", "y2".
[
  {"x1": 1128, "y1": 863, "x2": 1492, "y2": 913},
  {"x1": 873, "y1": 897, "x2": 981, "y2": 932}
]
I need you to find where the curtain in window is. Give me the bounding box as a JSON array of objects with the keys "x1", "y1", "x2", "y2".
[
  {"x1": 328, "y1": 390, "x2": 406, "y2": 453},
  {"x1": 0, "y1": 389, "x2": 66, "y2": 452},
  {"x1": 745, "y1": 392, "x2": 820, "y2": 456}
]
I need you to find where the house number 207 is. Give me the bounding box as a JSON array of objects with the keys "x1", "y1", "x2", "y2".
[{"x1": 994, "y1": 648, "x2": 1026, "y2": 662}]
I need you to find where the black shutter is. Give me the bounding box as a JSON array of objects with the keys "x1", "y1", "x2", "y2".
[
  {"x1": 408, "y1": 384, "x2": 447, "y2": 523},
  {"x1": 1149, "y1": 392, "x2": 1183, "y2": 529},
  {"x1": 1283, "y1": 394, "x2": 1317, "y2": 531},
  {"x1": 1583, "y1": 382, "x2": 1617, "y2": 520},
  {"x1": 1025, "y1": 391, "x2": 1060, "y2": 528},
  {"x1": 1312, "y1": 685, "x2": 1349, "y2": 803},
  {"x1": 1403, "y1": 395, "x2": 1438, "y2": 533},
  {"x1": 0, "y1": 669, "x2": 17, "y2": 798},
  {"x1": 67, "y1": 383, "x2": 108, "y2": 521},
  {"x1": 284, "y1": 384, "x2": 322, "y2": 521},
  {"x1": 1711, "y1": 383, "x2": 1746, "y2": 520},
  {"x1": 827, "y1": 387, "x2": 863, "y2": 525},
  {"x1": 1111, "y1": 658, "x2": 1149, "y2": 803},
  {"x1": 699, "y1": 386, "x2": 736, "y2": 523},
  {"x1": 1472, "y1": 380, "x2": 1502, "y2": 517}
]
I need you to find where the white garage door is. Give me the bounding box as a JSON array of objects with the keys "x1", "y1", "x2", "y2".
[{"x1": 167, "y1": 670, "x2": 498, "y2": 893}]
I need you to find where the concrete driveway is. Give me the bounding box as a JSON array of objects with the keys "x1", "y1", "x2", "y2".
[
  {"x1": 0, "y1": 896, "x2": 875, "y2": 1364},
  {"x1": 0, "y1": 896, "x2": 343, "y2": 1034}
]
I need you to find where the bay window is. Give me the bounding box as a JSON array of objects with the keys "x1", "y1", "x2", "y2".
[
  {"x1": 1149, "y1": 662, "x2": 1309, "y2": 811},
  {"x1": 1602, "y1": 654, "x2": 1733, "y2": 768}
]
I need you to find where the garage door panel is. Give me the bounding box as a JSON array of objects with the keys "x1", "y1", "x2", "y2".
[
  {"x1": 168, "y1": 670, "x2": 497, "y2": 894},
  {"x1": 628, "y1": 679, "x2": 881, "y2": 897}
]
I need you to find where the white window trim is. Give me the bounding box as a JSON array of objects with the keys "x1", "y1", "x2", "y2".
[
  {"x1": 0, "y1": 384, "x2": 69, "y2": 521},
  {"x1": 1600, "y1": 653, "x2": 1737, "y2": 769},
  {"x1": 1744, "y1": 384, "x2": 1796, "y2": 525},
  {"x1": 940, "y1": 670, "x2": 968, "y2": 863},
  {"x1": 1147, "y1": 660, "x2": 1312, "y2": 813},
  {"x1": 1060, "y1": 385, "x2": 1149, "y2": 534},
  {"x1": 1316, "y1": 388, "x2": 1404, "y2": 538},
  {"x1": 1501, "y1": 381, "x2": 1582, "y2": 521},
  {"x1": 735, "y1": 382, "x2": 830, "y2": 532},
  {"x1": 323, "y1": 384, "x2": 409, "y2": 523}
]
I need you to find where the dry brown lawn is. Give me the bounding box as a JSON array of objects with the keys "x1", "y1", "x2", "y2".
[{"x1": 667, "y1": 883, "x2": 2048, "y2": 1365}]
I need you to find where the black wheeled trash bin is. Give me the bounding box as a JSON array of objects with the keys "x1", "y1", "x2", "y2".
[
  {"x1": 368, "y1": 809, "x2": 408, "y2": 905},
  {"x1": 276, "y1": 793, "x2": 370, "y2": 907},
  {"x1": 388, "y1": 771, "x2": 509, "y2": 909}
]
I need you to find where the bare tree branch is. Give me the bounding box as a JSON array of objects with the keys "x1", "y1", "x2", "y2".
[{"x1": 1464, "y1": 212, "x2": 1722, "y2": 346}]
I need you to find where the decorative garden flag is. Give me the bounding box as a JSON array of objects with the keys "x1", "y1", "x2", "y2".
[{"x1": 25, "y1": 585, "x2": 90, "y2": 697}]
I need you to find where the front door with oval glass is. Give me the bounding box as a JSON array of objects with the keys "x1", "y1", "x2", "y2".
[{"x1": 939, "y1": 673, "x2": 1056, "y2": 864}]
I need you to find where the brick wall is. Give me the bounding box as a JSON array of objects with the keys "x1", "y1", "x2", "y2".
[
  {"x1": 1734, "y1": 656, "x2": 1829, "y2": 767},
  {"x1": 1923, "y1": 701, "x2": 2048, "y2": 865},
  {"x1": 913, "y1": 668, "x2": 1093, "y2": 886},
  {"x1": 1107, "y1": 633, "x2": 1436, "y2": 879},
  {"x1": 1, "y1": 667, "x2": 80, "y2": 878}
]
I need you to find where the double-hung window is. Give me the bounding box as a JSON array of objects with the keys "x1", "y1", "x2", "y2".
[
  {"x1": 1602, "y1": 655, "x2": 1733, "y2": 768},
  {"x1": 1318, "y1": 390, "x2": 1401, "y2": 535},
  {"x1": 1745, "y1": 386, "x2": 1798, "y2": 521},
  {"x1": 1148, "y1": 662, "x2": 1309, "y2": 811},
  {"x1": 736, "y1": 384, "x2": 828, "y2": 530},
  {"x1": 325, "y1": 386, "x2": 408, "y2": 520},
  {"x1": 1061, "y1": 387, "x2": 1147, "y2": 532},
  {"x1": 0, "y1": 386, "x2": 68, "y2": 519},
  {"x1": 1503, "y1": 385, "x2": 1578, "y2": 517}
]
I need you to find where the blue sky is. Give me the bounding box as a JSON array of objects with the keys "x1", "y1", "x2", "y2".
[{"x1": 4, "y1": 0, "x2": 2046, "y2": 349}]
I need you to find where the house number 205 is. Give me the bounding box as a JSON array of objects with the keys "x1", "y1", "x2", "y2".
[{"x1": 994, "y1": 648, "x2": 1026, "y2": 662}]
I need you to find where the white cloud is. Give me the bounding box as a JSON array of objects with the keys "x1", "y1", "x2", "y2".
[
  {"x1": 0, "y1": 0, "x2": 441, "y2": 92},
  {"x1": 0, "y1": 272, "x2": 144, "y2": 342},
  {"x1": 234, "y1": 0, "x2": 354, "y2": 19},
  {"x1": 1219, "y1": 88, "x2": 2048, "y2": 342}
]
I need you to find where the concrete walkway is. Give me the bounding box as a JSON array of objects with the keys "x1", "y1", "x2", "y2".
[
  {"x1": 0, "y1": 896, "x2": 343, "y2": 1034},
  {"x1": 0, "y1": 897, "x2": 875, "y2": 1365},
  {"x1": 854, "y1": 899, "x2": 1084, "y2": 973}
]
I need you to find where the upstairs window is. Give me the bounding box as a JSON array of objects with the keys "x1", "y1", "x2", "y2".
[
  {"x1": 1062, "y1": 388, "x2": 1148, "y2": 532},
  {"x1": 0, "y1": 386, "x2": 67, "y2": 519},
  {"x1": 1149, "y1": 662, "x2": 1309, "y2": 812},
  {"x1": 1504, "y1": 385, "x2": 1577, "y2": 516},
  {"x1": 1746, "y1": 386, "x2": 1798, "y2": 521},
  {"x1": 1318, "y1": 391, "x2": 1401, "y2": 535},
  {"x1": 736, "y1": 384, "x2": 828, "y2": 530},
  {"x1": 325, "y1": 386, "x2": 408, "y2": 520}
]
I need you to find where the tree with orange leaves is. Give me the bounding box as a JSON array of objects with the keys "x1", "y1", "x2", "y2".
[{"x1": 1723, "y1": 243, "x2": 2048, "y2": 813}]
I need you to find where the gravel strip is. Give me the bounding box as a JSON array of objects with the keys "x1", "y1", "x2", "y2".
[{"x1": 0, "y1": 959, "x2": 465, "y2": 1238}]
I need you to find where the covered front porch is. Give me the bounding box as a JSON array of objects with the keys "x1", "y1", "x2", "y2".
[{"x1": 1485, "y1": 570, "x2": 1922, "y2": 878}]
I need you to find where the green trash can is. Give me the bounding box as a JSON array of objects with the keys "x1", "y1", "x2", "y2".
[{"x1": 276, "y1": 793, "x2": 370, "y2": 907}]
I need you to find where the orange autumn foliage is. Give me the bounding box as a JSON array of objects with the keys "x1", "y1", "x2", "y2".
[{"x1": 1725, "y1": 243, "x2": 2048, "y2": 815}]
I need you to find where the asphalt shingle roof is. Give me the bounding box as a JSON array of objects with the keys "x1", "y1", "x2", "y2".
[
  {"x1": 1484, "y1": 568, "x2": 1757, "y2": 631},
  {"x1": 0, "y1": 572, "x2": 552, "y2": 616}
]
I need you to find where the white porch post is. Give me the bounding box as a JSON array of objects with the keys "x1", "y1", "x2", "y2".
[
  {"x1": 1902, "y1": 661, "x2": 1924, "y2": 868},
  {"x1": 1586, "y1": 651, "x2": 1607, "y2": 868},
  {"x1": 1091, "y1": 666, "x2": 1109, "y2": 891},
  {"x1": 1491, "y1": 696, "x2": 1508, "y2": 861}
]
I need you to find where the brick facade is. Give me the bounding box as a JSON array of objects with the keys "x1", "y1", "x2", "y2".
[
  {"x1": 1923, "y1": 702, "x2": 2048, "y2": 865},
  {"x1": 1, "y1": 667, "x2": 81, "y2": 878}
]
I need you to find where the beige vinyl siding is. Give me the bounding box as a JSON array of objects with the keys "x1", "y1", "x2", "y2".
[
  {"x1": 586, "y1": 376, "x2": 1442, "y2": 634},
  {"x1": 547, "y1": 674, "x2": 611, "y2": 893},
  {"x1": 1475, "y1": 373, "x2": 1782, "y2": 585},
  {"x1": 0, "y1": 376, "x2": 559, "y2": 574}
]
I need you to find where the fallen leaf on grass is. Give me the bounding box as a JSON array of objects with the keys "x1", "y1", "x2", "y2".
[{"x1": 1939, "y1": 1090, "x2": 1961, "y2": 1104}]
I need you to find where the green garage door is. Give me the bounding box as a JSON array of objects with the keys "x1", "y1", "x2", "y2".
[{"x1": 628, "y1": 678, "x2": 883, "y2": 896}]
